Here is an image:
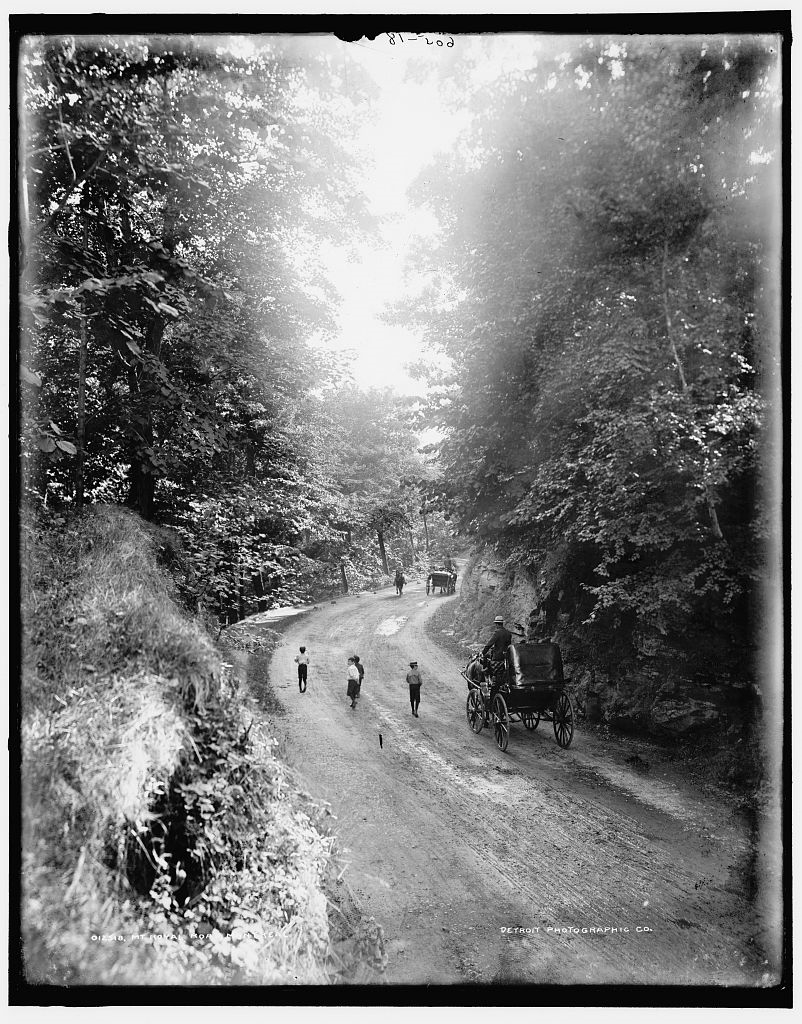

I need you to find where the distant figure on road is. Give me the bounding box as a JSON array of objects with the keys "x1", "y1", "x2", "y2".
[
  {"x1": 426, "y1": 568, "x2": 457, "y2": 595},
  {"x1": 353, "y1": 654, "x2": 365, "y2": 699},
  {"x1": 294, "y1": 646, "x2": 309, "y2": 693},
  {"x1": 347, "y1": 656, "x2": 360, "y2": 709},
  {"x1": 406, "y1": 660, "x2": 422, "y2": 717},
  {"x1": 394, "y1": 569, "x2": 405, "y2": 595}
]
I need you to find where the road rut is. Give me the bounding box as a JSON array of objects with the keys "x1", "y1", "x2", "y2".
[{"x1": 252, "y1": 584, "x2": 780, "y2": 986}]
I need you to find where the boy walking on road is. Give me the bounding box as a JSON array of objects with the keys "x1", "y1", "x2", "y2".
[
  {"x1": 406, "y1": 660, "x2": 422, "y2": 717},
  {"x1": 353, "y1": 655, "x2": 365, "y2": 700},
  {"x1": 295, "y1": 646, "x2": 310, "y2": 693},
  {"x1": 347, "y1": 657, "x2": 360, "y2": 709}
]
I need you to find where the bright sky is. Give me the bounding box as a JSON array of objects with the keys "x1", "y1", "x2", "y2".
[
  {"x1": 316, "y1": 35, "x2": 468, "y2": 395},
  {"x1": 314, "y1": 32, "x2": 553, "y2": 395}
]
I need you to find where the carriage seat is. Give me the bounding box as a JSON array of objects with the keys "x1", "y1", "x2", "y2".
[{"x1": 506, "y1": 642, "x2": 564, "y2": 688}]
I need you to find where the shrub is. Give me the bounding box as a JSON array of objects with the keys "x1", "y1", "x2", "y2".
[{"x1": 19, "y1": 504, "x2": 343, "y2": 986}]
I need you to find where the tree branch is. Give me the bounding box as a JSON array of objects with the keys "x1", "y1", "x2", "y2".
[
  {"x1": 661, "y1": 238, "x2": 689, "y2": 392},
  {"x1": 58, "y1": 103, "x2": 76, "y2": 183},
  {"x1": 33, "y1": 147, "x2": 110, "y2": 238}
]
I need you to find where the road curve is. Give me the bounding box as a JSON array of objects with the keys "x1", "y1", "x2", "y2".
[{"x1": 256, "y1": 582, "x2": 780, "y2": 986}]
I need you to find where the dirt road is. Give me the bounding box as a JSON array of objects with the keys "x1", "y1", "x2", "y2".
[{"x1": 254, "y1": 583, "x2": 781, "y2": 987}]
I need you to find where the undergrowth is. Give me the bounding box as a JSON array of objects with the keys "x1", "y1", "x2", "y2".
[{"x1": 19, "y1": 504, "x2": 377, "y2": 986}]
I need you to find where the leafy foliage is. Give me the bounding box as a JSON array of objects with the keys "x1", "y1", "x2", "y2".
[
  {"x1": 403, "y1": 36, "x2": 779, "y2": 688},
  {"x1": 20, "y1": 505, "x2": 366, "y2": 985},
  {"x1": 18, "y1": 34, "x2": 441, "y2": 618}
]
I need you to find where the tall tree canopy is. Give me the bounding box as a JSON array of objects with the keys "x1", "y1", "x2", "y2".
[
  {"x1": 20, "y1": 35, "x2": 371, "y2": 507},
  {"x1": 402, "y1": 35, "x2": 780, "y2": 685},
  {"x1": 18, "y1": 33, "x2": 440, "y2": 618}
]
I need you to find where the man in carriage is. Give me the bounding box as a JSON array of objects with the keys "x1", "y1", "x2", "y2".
[
  {"x1": 480, "y1": 615, "x2": 513, "y2": 693},
  {"x1": 464, "y1": 614, "x2": 575, "y2": 751},
  {"x1": 482, "y1": 614, "x2": 512, "y2": 661}
]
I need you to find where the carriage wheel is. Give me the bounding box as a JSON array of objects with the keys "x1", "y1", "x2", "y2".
[
  {"x1": 492, "y1": 694, "x2": 510, "y2": 752},
  {"x1": 553, "y1": 692, "x2": 575, "y2": 748},
  {"x1": 466, "y1": 689, "x2": 485, "y2": 734},
  {"x1": 521, "y1": 711, "x2": 540, "y2": 731}
]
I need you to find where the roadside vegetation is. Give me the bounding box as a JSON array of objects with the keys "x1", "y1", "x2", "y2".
[
  {"x1": 398, "y1": 36, "x2": 781, "y2": 767},
  {"x1": 14, "y1": 33, "x2": 452, "y2": 988},
  {"x1": 20, "y1": 505, "x2": 384, "y2": 985},
  {"x1": 16, "y1": 30, "x2": 782, "y2": 987},
  {"x1": 19, "y1": 35, "x2": 450, "y2": 627}
]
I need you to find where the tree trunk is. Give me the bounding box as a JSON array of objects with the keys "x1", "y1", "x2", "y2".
[
  {"x1": 377, "y1": 529, "x2": 389, "y2": 576},
  {"x1": 161, "y1": 75, "x2": 180, "y2": 255},
  {"x1": 19, "y1": 113, "x2": 31, "y2": 271},
  {"x1": 126, "y1": 466, "x2": 155, "y2": 520},
  {"x1": 75, "y1": 217, "x2": 89, "y2": 509},
  {"x1": 421, "y1": 510, "x2": 430, "y2": 554},
  {"x1": 124, "y1": 75, "x2": 176, "y2": 520},
  {"x1": 238, "y1": 570, "x2": 246, "y2": 622},
  {"x1": 253, "y1": 570, "x2": 269, "y2": 612},
  {"x1": 125, "y1": 298, "x2": 167, "y2": 519},
  {"x1": 125, "y1": 354, "x2": 156, "y2": 519},
  {"x1": 75, "y1": 310, "x2": 88, "y2": 508},
  {"x1": 661, "y1": 239, "x2": 725, "y2": 543},
  {"x1": 245, "y1": 441, "x2": 256, "y2": 478},
  {"x1": 340, "y1": 562, "x2": 349, "y2": 594},
  {"x1": 408, "y1": 525, "x2": 416, "y2": 557}
]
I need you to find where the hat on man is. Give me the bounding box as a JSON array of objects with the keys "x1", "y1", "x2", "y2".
[
  {"x1": 409, "y1": 661, "x2": 418, "y2": 667},
  {"x1": 494, "y1": 615, "x2": 504, "y2": 624}
]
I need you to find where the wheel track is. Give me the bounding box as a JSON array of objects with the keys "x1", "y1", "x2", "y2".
[{"x1": 251, "y1": 584, "x2": 777, "y2": 985}]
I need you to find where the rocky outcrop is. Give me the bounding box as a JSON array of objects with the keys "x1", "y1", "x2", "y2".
[
  {"x1": 650, "y1": 698, "x2": 721, "y2": 737},
  {"x1": 454, "y1": 550, "x2": 546, "y2": 642},
  {"x1": 449, "y1": 546, "x2": 734, "y2": 741},
  {"x1": 570, "y1": 664, "x2": 723, "y2": 738}
]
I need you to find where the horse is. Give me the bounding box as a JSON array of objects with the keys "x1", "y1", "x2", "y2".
[
  {"x1": 464, "y1": 653, "x2": 486, "y2": 688},
  {"x1": 394, "y1": 570, "x2": 405, "y2": 596}
]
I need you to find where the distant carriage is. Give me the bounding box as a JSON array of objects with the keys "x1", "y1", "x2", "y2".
[
  {"x1": 426, "y1": 569, "x2": 457, "y2": 595},
  {"x1": 394, "y1": 570, "x2": 405, "y2": 595},
  {"x1": 461, "y1": 640, "x2": 574, "y2": 752}
]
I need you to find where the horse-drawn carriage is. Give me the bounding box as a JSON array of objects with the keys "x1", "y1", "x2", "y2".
[
  {"x1": 426, "y1": 568, "x2": 457, "y2": 595},
  {"x1": 461, "y1": 640, "x2": 574, "y2": 752}
]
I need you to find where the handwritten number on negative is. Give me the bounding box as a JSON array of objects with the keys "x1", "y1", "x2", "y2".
[{"x1": 387, "y1": 33, "x2": 454, "y2": 47}]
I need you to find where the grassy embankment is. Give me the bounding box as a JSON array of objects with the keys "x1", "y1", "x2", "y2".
[{"x1": 19, "y1": 505, "x2": 384, "y2": 986}]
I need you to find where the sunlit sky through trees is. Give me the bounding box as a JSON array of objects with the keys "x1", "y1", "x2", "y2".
[
  {"x1": 218, "y1": 31, "x2": 781, "y2": 398},
  {"x1": 310, "y1": 33, "x2": 543, "y2": 395},
  {"x1": 305, "y1": 30, "x2": 778, "y2": 395}
]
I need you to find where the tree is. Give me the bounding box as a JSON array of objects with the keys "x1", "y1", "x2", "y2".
[
  {"x1": 18, "y1": 33, "x2": 385, "y2": 619},
  {"x1": 312, "y1": 388, "x2": 430, "y2": 575},
  {"x1": 402, "y1": 35, "x2": 779, "y2": 686}
]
